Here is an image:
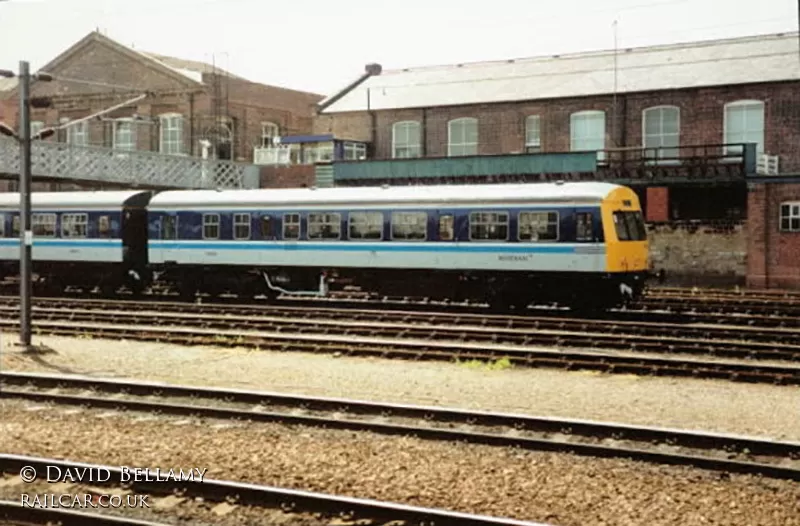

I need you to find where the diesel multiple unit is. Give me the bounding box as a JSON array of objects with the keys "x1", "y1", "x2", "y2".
[{"x1": 0, "y1": 182, "x2": 651, "y2": 311}]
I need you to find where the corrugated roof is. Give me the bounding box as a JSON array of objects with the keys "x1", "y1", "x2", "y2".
[{"x1": 322, "y1": 32, "x2": 800, "y2": 113}]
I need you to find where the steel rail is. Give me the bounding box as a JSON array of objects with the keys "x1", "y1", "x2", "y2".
[
  {"x1": 4, "y1": 319, "x2": 800, "y2": 385},
  {"x1": 3, "y1": 371, "x2": 799, "y2": 470},
  {"x1": 0, "y1": 501, "x2": 171, "y2": 526},
  {"x1": 0, "y1": 455, "x2": 552, "y2": 526}
]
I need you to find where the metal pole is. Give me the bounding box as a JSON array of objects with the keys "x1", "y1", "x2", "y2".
[{"x1": 18, "y1": 60, "x2": 32, "y2": 350}]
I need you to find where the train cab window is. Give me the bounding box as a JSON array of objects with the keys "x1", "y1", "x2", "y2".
[
  {"x1": 32, "y1": 213, "x2": 56, "y2": 237},
  {"x1": 233, "y1": 213, "x2": 251, "y2": 240},
  {"x1": 202, "y1": 213, "x2": 220, "y2": 240},
  {"x1": 469, "y1": 212, "x2": 509, "y2": 241},
  {"x1": 98, "y1": 215, "x2": 111, "y2": 238},
  {"x1": 161, "y1": 215, "x2": 177, "y2": 240},
  {"x1": 12, "y1": 216, "x2": 19, "y2": 237},
  {"x1": 613, "y1": 211, "x2": 646, "y2": 241},
  {"x1": 438, "y1": 215, "x2": 454, "y2": 241},
  {"x1": 575, "y1": 212, "x2": 594, "y2": 242},
  {"x1": 349, "y1": 211, "x2": 383, "y2": 240},
  {"x1": 308, "y1": 213, "x2": 341, "y2": 240},
  {"x1": 519, "y1": 211, "x2": 559, "y2": 241},
  {"x1": 0, "y1": 213, "x2": 5, "y2": 238},
  {"x1": 61, "y1": 213, "x2": 88, "y2": 238},
  {"x1": 392, "y1": 212, "x2": 427, "y2": 240},
  {"x1": 282, "y1": 213, "x2": 300, "y2": 240}
]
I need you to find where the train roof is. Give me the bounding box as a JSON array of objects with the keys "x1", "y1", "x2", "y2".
[
  {"x1": 148, "y1": 182, "x2": 626, "y2": 210},
  {"x1": 0, "y1": 191, "x2": 152, "y2": 210}
]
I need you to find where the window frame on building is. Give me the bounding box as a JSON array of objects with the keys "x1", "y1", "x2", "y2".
[
  {"x1": 261, "y1": 122, "x2": 279, "y2": 147},
  {"x1": 642, "y1": 105, "x2": 680, "y2": 162},
  {"x1": 780, "y1": 202, "x2": 800, "y2": 232},
  {"x1": 447, "y1": 117, "x2": 478, "y2": 157},
  {"x1": 344, "y1": 141, "x2": 367, "y2": 160},
  {"x1": 525, "y1": 115, "x2": 541, "y2": 153},
  {"x1": 159, "y1": 113, "x2": 184, "y2": 155},
  {"x1": 113, "y1": 118, "x2": 137, "y2": 151},
  {"x1": 30, "y1": 121, "x2": 44, "y2": 139},
  {"x1": 723, "y1": 100, "x2": 765, "y2": 156},
  {"x1": 570, "y1": 110, "x2": 606, "y2": 161},
  {"x1": 392, "y1": 121, "x2": 422, "y2": 158},
  {"x1": 65, "y1": 119, "x2": 88, "y2": 147}
]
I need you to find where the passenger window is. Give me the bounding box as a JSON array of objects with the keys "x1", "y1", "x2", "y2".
[
  {"x1": 233, "y1": 213, "x2": 251, "y2": 240},
  {"x1": 575, "y1": 212, "x2": 594, "y2": 241},
  {"x1": 32, "y1": 213, "x2": 56, "y2": 237},
  {"x1": 161, "y1": 215, "x2": 177, "y2": 240},
  {"x1": 469, "y1": 211, "x2": 509, "y2": 241},
  {"x1": 202, "y1": 213, "x2": 220, "y2": 240},
  {"x1": 349, "y1": 212, "x2": 383, "y2": 240},
  {"x1": 392, "y1": 212, "x2": 427, "y2": 240},
  {"x1": 438, "y1": 215, "x2": 454, "y2": 241},
  {"x1": 61, "y1": 213, "x2": 88, "y2": 238},
  {"x1": 98, "y1": 215, "x2": 111, "y2": 238},
  {"x1": 519, "y1": 211, "x2": 558, "y2": 241},
  {"x1": 308, "y1": 213, "x2": 341, "y2": 240},
  {"x1": 282, "y1": 213, "x2": 300, "y2": 240},
  {"x1": 260, "y1": 216, "x2": 272, "y2": 239}
]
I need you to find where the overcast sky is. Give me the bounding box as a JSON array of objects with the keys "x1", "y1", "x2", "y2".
[{"x1": 0, "y1": 0, "x2": 797, "y2": 96}]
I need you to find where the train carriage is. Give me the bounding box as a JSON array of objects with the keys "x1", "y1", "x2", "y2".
[
  {"x1": 147, "y1": 182, "x2": 650, "y2": 310},
  {"x1": 0, "y1": 191, "x2": 153, "y2": 294}
]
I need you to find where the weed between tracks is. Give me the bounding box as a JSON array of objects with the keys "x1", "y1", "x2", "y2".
[{"x1": 456, "y1": 356, "x2": 514, "y2": 371}]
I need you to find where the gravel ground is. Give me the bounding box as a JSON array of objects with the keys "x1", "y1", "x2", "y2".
[
  {"x1": 2, "y1": 333, "x2": 798, "y2": 441},
  {"x1": 1, "y1": 399, "x2": 799, "y2": 526}
]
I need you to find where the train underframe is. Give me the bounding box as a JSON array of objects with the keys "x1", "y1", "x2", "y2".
[
  {"x1": 152, "y1": 264, "x2": 649, "y2": 311},
  {"x1": 0, "y1": 261, "x2": 149, "y2": 297}
]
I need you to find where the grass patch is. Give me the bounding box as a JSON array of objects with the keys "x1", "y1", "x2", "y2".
[{"x1": 456, "y1": 356, "x2": 514, "y2": 371}]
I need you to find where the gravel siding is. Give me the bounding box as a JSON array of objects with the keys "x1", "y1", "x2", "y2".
[
  {"x1": 2, "y1": 333, "x2": 798, "y2": 440},
  {"x1": 2, "y1": 401, "x2": 799, "y2": 526}
]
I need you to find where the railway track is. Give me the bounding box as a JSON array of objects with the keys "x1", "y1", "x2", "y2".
[
  {"x1": 2, "y1": 372, "x2": 799, "y2": 480},
  {"x1": 1, "y1": 297, "x2": 800, "y2": 361},
  {"x1": 0, "y1": 454, "x2": 544, "y2": 526}
]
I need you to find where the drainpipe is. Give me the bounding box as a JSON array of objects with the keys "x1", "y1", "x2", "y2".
[
  {"x1": 189, "y1": 92, "x2": 195, "y2": 156},
  {"x1": 763, "y1": 182, "x2": 770, "y2": 288}
]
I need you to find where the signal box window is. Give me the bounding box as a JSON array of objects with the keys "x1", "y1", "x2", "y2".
[
  {"x1": 349, "y1": 211, "x2": 383, "y2": 240},
  {"x1": 613, "y1": 211, "x2": 647, "y2": 241},
  {"x1": 234, "y1": 213, "x2": 251, "y2": 240},
  {"x1": 438, "y1": 215, "x2": 454, "y2": 240},
  {"x1": 32, "y1": 213, "x2": 56, "y2": 237},
  {"x1": 61, "y1": 213, "x2": 88, "y2": 238},
  {"x1": 98, "y1": 216, "x2": 111, "y2": 238},
  {"x1": 203, "y1": 213, "x2": 220, "y2": 240},
  {"x1": 469, "y1": 211, "x2": 509, "y2": 241},
  {"x1": 575, "y1": 213, "x2": 594, "y2": 241},
  {"x1": 392, "y1": 212, "x2": 427, "y2": 240},
  {"x1": 161, "y1": 216, "x2": 177, "y2": 240},
  {"x1": 519, "y1": 211, "x2": 558, "y2": 241},
  {"x1": 780, "y1": 203, "x2": 800, "y2": 232},
  {"x1": 308, "y1": 213, "x2": 341, "y2": 240},
  {"x1": 282, "y1": 213, "x2": 300, "y2": 240}
]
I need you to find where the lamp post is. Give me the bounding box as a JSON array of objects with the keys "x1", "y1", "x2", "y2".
[{"x1": 0, "y1": 61, "x2": 53, "y2": 351}]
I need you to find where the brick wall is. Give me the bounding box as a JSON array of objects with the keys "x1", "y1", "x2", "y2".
[
  {"x1": 648, "y1": 220, "x2": 747, "y2": 287},
  {"x1": 319, "y1": 81, "x2": 800, "y2": 170},
  {"x1": 259, "y1": 165, "x2": 315, "y2": 188},
  {"x1": 747, "y1": 182, "x2": 800, "y2": 289}
]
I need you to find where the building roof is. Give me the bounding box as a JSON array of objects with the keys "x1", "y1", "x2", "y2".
[
  {"x1": 148, "y1": 181, "x2": 622, "y2": 210},
  {"x1": 0, "y1": 78, "x2": 18, "y2": 94},
  {"x1": 141, "y1": 52, "x2": 247, "y2": 82},
  {"x1": 320, "y1": 32, "x2": 800, "y2": 113}
]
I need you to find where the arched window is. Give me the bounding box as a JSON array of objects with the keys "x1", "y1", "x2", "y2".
[
  {"x1": 642, "y1": 106, "x2": 679, "y2": 161},
  {"x1": 724, "y1": 100, "x2": 764, "y2": 155},
  {"x1": 525, "y1": 115, "x2": 541, "y2": 153},
  {"x1": 392, "y1": 121, "x2": 421, "y2": 158},
  {"x1": 159, "y1": 113, "x2": 184, "y2": 155},
  {"x1": 448, "y1": 117, "x2": 478, "y2": 157},
  {"x1": 570, "y1": 111, "x2": 605, "y2": 160}
]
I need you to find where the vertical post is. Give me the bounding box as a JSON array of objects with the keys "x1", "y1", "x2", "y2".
[{"x1": 18, "y1": 60, "x2": 32, "y2": 350}]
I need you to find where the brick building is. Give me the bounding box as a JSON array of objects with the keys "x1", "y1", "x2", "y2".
[
  {"x1": 0, "y1": 31, "x2": 324, "y2": 189},
  {"x1": 311, "y1": 32, "x2": 800, "y2": 287}
]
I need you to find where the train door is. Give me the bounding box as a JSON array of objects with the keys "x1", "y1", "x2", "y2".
[
  {"x1": 121, "y1": 206, "x2": 148, "y2": 268},
  {"x1": 159, "y1": 213, "x2": 179, "y2": 264}
]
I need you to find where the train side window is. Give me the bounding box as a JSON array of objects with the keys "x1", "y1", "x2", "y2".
[
  {"x1": 349, "y1": 211, "x2": 383, "y2": 240},
  {"x1": 0, "y1": 213, "x2": 5, "y2": 238},
  {"x1": 282, "y1": 213, "x2": 300, "y2": 240},
  {"x1": 308, "y1": 213, "x2": 341, "y2": 240},
  {"x1": 98, "y1": 215, "x2": 111, "y2": 238},
  {"x1": 575, "y1": 212, "x2": 594, "y2": 241},
  {"x1": 233, "y1": 213, "x2": 251, "y2": 240},
  {"x1": 469, "y1": 211, "x2": 509, "y2": 241},
  {"x1": 392, "y1": 211, "x2": 427, "y2": 240},
  {"x1": 161, "y1": 215, "x2": 177, "y2": 240},
  {"x1": 32, "y1": 213, "x2": 56, "y2": 237},
  {"x1": 519, "y1": 211, "x2": 559, "y2": 241},
  {"x1": 202, "y1": 213, "x2": 220, "y2": 240},
  {"x1": 12, "y1": 216, "x2": 19, "y2": 237},
  {"x1": 61, "y1": 213, "x2": 88, "y2": 238},
  {"x1": 438, "y1": 215, "x2": 454, "y2": 241}
]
